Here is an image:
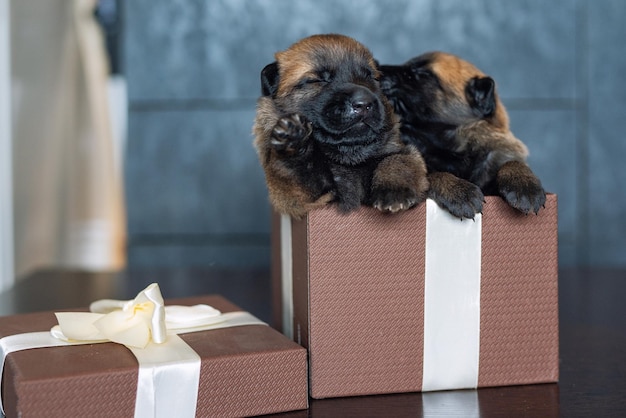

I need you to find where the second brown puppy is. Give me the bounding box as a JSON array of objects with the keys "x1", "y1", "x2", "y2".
[
  {"x1": 379, "y1": 52, "x2": 546, "y2": 219},
  {"x1": 254, "y1": 34, "x2": 429, "y2": 218}
]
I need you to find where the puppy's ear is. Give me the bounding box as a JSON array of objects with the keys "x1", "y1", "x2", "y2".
[
  {"x1": 466, "y1": 76, "x2": 496, "y2": 118},
  {"x1": 261, "y1": 62, "x2": 280, "y2": 97}
]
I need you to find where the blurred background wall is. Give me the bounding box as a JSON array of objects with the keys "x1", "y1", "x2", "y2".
[{"x1": 118, "y1": 0, "x2": 624, "y2": 269}]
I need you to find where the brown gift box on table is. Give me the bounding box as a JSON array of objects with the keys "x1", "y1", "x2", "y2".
[
  {"x1": 272, "y1": 194, "x2": 559, "y2": 399},
  {"x1": 0, "y1": 295, "x2": 308, "y2": 418}
]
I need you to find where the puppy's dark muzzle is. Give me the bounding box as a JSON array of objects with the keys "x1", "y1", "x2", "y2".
[
  {"x1": 378, "y1": 65, "x2": 415, "y2": 116},
  {"x1": 378, "y1": 65, "x2": 408, "y2": 93},
  {"x1": 378, "y1": 67, "x2": 397, "y2": 92},
  {"x1": 322, "y1": 85, "x2": 383, "y2": 134}
]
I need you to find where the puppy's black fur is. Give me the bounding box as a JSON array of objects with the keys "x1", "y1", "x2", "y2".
[
  {"x1": 379, "y1": 51, "x2": 546, "y2": 218},
  {"x1": 254, "y1": 34, "x2": 428, "y2": 218}
]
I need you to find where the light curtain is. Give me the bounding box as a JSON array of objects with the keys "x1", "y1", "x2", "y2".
[{"x1": 12, "y1": 0, "x2": 126, "y2": 278}]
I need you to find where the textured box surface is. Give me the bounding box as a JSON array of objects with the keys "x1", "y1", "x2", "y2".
[
  {"x1": 274, "y1": 195, "x2": 559, "y2": 399},
  {"x1": 0, "y1": 295, "x2": 308, "y2": 418}
]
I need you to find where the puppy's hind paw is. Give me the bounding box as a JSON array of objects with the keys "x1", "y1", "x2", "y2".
[{"x1": 270, "y1": 113, "x2": 312, "y2": 154}]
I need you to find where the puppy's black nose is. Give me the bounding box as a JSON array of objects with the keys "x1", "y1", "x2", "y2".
[{"x1": 350, "y1": 90, "x2": 374, "y2": 115}]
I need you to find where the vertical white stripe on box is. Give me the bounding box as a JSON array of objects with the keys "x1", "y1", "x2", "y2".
[
  {"x1": 422, "y1": 200, "x2": 481, "y2": 392},
  {"x1": 422, "y1": 390, "x2": 479, "y2": 417},
  {"x1": 130, "y1": 335, "x2": 201, "y2": 418},
  {"x1": 0, "y1": 0, "x2": 14, "y2": 293},
  {"x1": 280, "y1": 214, "x2": 293, "y2": 339}
]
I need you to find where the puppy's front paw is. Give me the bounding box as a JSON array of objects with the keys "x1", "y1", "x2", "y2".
[
  {"x1": 370, "y1": 150, "x2": 429, "y2": 214},
  {"x1": 501, "y1": 182, "x2": 546, "y2": 215},
  {"x1": 497, "y1": 161, "x2": 546, "y2": 214},
  {"x1": 428, "y1": 173, "x2": 484, "y2": 220},
  {"x1": 371, "y1": 187, "x2": 421, "y2": 213},
  {"x1": 271, "y1": 113, "x2": 312, "y2": 154}
]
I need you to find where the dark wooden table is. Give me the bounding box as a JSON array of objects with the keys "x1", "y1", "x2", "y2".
[{"x1": 1, "y1": 267, "x2": 625, "y2": 417}]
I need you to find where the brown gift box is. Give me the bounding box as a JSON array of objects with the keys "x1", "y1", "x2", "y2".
[
  {"x1": 0, "y1": 295, "x2": 308, "y2": 418},
  {"x1": 273, "y1": 194, "x2": 559, "y2": 399}
]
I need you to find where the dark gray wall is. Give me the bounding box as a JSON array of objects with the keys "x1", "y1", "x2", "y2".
[{"x1": 123, "y1": 0, "x2": 626, "y2": 269}]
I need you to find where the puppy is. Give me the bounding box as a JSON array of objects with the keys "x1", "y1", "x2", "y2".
[
  {"x1": 253, "y1": 34, "x2": 429, "y2": 219},
  {"x1": 379, "y1": 51, "x2": 546, "y2": 219}
]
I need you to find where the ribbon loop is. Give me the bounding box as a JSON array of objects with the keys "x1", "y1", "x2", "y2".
[{"x1": 54, "y1": 283, "x2": 170, "y2": 348}]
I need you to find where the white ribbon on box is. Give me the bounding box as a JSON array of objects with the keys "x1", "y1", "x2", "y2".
[
  {"x1": 422, "y1": 199, "x2": 481, "y2": 392},
  {"x1": 280, "y1": 199, "x2": 482, "y2": 392},
  {"x1": 0, "y1": 284, "x2": 267, "y2": 417},
  {"x1": 280, "y1": 214, "x2": 294, "y2": 340}
]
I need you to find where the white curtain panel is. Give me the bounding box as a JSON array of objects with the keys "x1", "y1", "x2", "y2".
[{"x1": 12, "y1": 0, "x2": 126, "y2": 278}]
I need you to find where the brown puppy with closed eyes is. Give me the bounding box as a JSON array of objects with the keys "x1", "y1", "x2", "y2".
[
  {"x1": 379, "y1": 51, "x2": 546, "y2": 219},
  {"x1": 253, "y1": 34, "x2": 429, "y2": 219}
]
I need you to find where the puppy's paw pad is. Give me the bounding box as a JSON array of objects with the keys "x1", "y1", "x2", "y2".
[
  {"x1": 371, "y1": 188, "x2": 421, "y2": 213},
  {"x1": 270, "y1": 114, "x2": 312, "y2": 152}
]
